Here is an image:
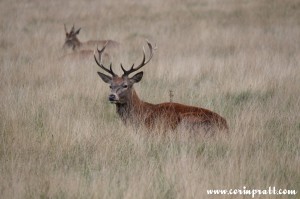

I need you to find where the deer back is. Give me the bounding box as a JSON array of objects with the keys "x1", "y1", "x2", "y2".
[{"x1": 144, "y1": 102, "x2": 228, "y2": 131}]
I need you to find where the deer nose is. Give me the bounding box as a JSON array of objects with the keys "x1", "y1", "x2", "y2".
[{"x1": 109, "y1": 94, "x2": 116, "y2": 101}]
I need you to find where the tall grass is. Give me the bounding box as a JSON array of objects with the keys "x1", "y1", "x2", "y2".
[{"x1": 0, "y1": 0, "x2": 299, "y2": 198}]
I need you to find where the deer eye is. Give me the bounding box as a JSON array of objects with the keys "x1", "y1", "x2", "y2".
[
  {"x1": 109, "y1": 85, "x2": 113, "y2": 89},
  {"x1": 123, "y1": 85, "x2": 128, "y2": 88}
]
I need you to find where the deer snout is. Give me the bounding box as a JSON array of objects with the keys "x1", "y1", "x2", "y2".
[{"x1": 108, "y1": 94, "x2": 119, "y2": 102}]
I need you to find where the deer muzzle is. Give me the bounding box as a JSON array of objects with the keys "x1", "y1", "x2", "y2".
[{"x1": 108, "y1": 94, "x2": 119, "y2": 103}]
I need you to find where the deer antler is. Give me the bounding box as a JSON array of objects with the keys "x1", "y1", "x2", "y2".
[
  {"x1": 121, "y1": 41, "x2": 156, "y2": 77},
  {"x1": 64, "y1": 24, "x2": 68, "y2": 34},
  {"x1": 70, "y1": 24, "x2": 75, "y2": 34},
  {"x1": 94, "y1": 42, "x2": 116, "y2": 77}
]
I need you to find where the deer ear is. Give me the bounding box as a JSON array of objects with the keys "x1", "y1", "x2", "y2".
[
  {"x1": 75, "y1": 28, "x2": 81, "y2": 35},
  {"x1": 97, "y1": 72, "x2": 112, "y2": 83},
  {"x1": 130, "y1": 72, "x2": 143, "y2": 83}
]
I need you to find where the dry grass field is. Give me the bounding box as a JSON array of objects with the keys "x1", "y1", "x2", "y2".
[{"x1": 1, "y1": 0, "x2": 300, "y2": 198}]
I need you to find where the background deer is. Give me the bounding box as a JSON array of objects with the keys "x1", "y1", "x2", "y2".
[
  {"x1": 63, "y1": 24, "x2": 119, "y2": 51},
  {"x1": 95, "y1": 41, "x2": 228, "y2": 133},
  {"x1": 61, "y1": 24, "x2": 119, "y2": 61}
]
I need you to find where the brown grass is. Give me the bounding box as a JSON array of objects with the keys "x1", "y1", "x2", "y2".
[{"x1": 0, "y1": 0, "x2": 299, "y2": 198}]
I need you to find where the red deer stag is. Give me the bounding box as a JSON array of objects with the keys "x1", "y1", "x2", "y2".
[
  {"x1": 94, "y1": 41, "x2": 228, "y2": 133},
  {"x1": 63, "y1": 24, "x2": 119, "y2": 51}
]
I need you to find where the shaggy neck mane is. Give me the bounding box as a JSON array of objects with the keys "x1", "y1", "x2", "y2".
[{"x1": 115, "y1": 88, "x2": 152, "y2": 124}]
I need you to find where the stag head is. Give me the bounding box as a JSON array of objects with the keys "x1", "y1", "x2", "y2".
[
  {"x1": 95, "y1": 41, "x2": 155, "y2": 104},
  {"x1": 63, "y1": 24, "x2": 81, "y2": 50}
]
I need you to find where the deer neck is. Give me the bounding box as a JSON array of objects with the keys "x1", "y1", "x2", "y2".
[{"x1": 116, "y1": 88, "x2": 147, "y2": 124}]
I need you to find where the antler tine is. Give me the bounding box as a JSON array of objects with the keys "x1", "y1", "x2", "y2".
[
  {"x1": 121, "y1": 63, "x2": 134, "y2": 74},
  {"x1": 122, "y1": 41, "x2": 155, "y2": 77},
  {"x1": 64, "y1": 24, "x2": 68, "y2": 34},
  {"x1": 120, "y1": 64, "x2": 126, "y2": 74},
  {"x1": 94, "y1": 42, "x2": 116, "y2": 77},
  {"x1": 70, "y1": 24, "x2": 75, "y2": 33}
]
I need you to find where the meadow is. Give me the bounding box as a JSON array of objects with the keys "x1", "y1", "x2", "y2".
[{"x1": 0, "y1": 0, "x2": 299, "y2": 198}]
